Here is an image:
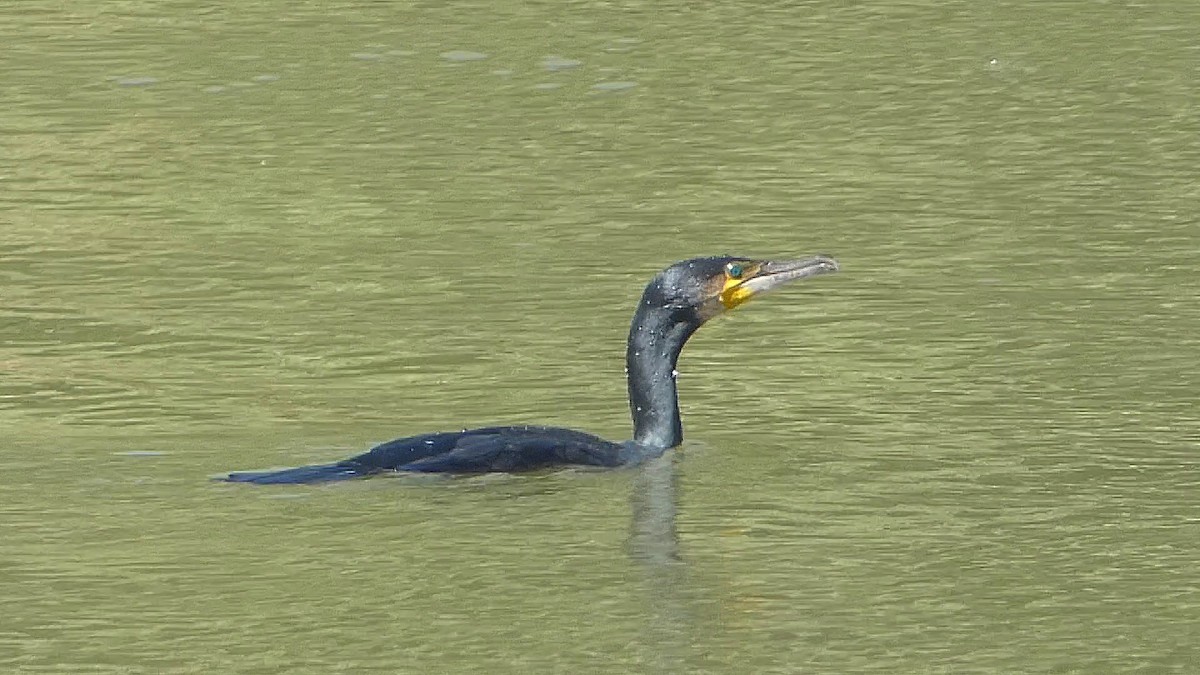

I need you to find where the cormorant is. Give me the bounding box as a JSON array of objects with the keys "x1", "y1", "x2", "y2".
[{"x1": 225, "y1": 255, "x2": 838, "y2": 483}]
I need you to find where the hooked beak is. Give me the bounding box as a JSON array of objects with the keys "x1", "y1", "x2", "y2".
[{"x1": 720, "y1": 255, "x2": 839, "y2": 309}]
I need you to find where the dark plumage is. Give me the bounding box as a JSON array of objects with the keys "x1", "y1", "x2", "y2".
[{"x1": 225, "y1": 255, "x2": 838, "y2": 483}]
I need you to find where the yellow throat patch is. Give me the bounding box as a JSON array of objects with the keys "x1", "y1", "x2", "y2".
[{"x1": 719, "y1": 276, "x2": 755, "y2": 310}]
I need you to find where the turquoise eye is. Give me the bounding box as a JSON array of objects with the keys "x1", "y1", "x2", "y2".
[{"x1": 726, "y1": 262, "x2": 744, "y2": 279}]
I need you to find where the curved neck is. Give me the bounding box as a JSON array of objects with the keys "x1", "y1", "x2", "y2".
[{"x1": 626, "y1": 300, "x2": 700, "y2": 449}]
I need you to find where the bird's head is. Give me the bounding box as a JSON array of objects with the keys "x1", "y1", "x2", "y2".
[{"x1": 648, "y1": 254, "x2": 840, "y2": 325}]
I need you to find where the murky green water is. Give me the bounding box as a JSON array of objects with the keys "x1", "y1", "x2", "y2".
[{"x1": 4, "y1": 1, "x2": 1199, "y2": 672}]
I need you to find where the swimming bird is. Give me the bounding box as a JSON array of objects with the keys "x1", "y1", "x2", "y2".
[{"x1": 225, "y1": 255, "x2": 838, "y2": 483}]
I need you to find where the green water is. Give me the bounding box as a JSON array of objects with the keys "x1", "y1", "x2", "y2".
[{"x1": 3, "y1": 1, "x2": 1199, "y2": 672}]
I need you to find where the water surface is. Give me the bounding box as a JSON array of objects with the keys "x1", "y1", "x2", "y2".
[{"x1": 3, "y1": 1, "x2": 1199, "y2": 672}]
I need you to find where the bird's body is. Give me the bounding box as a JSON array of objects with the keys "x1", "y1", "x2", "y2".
[
  {"x1": 226, "y1": 426, "x2": 631, "y2": 483},
  {"x1": 226, "y1": 254, "x2": 838, "y2": 484}
]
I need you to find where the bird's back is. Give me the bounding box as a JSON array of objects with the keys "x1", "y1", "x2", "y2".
[
  {"x1": 224, "y1": 425, "x2": 626, "y2": 484},
  {"x1": 352, "y1": 425, "x2": 626, "y2": 473}
]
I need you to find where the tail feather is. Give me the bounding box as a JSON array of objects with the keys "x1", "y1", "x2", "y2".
[{"x1": 223, "y1": 463, "x2": 373, "y2": 485}]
